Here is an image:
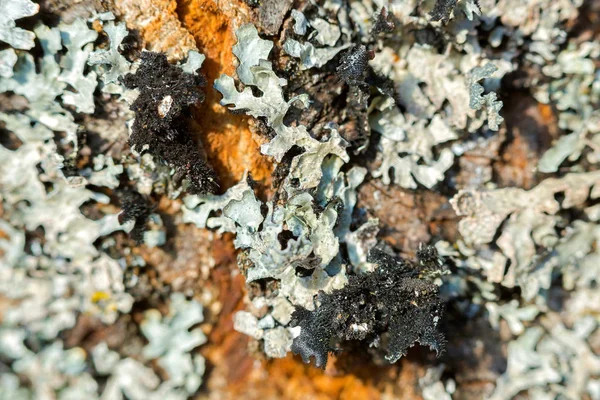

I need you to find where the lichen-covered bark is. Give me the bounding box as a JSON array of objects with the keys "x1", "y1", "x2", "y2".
[
  {"x1": 3, "y1": 0, "x2": 599, "y2": 399},
  {"x1": 116, "y1": 0, "x2": 274, "y2": 192}
]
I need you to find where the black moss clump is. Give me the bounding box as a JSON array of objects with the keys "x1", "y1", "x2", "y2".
[
  {"x1": 336, "y1": 45, "x2": 375, "y2": 88},
  {"x1": 372, "y1": 7, "x2": 395, "y2": 34},
  {"x1": 290, "y1": 246, "x2": 446, "y2": 368},
  {"x1": 429, "y1": 0, "x2": 458, "y2": 23},
  {"x1": 122, "y1": 51, "x2": 218, "y2": 194},
  {"x1": 118, "y1": 191, "x2": 151, "y2": 244}
]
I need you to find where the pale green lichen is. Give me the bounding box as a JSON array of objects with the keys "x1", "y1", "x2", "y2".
[
  {"x1": 0, "y1": 48, "x2": 17, "y2": 78},
  {"x1": 537, "y1": 41, "x2": 600, "y2": 173},
  {"x1": 0, "y1": 0, "x2": 39, "y2": 50},
  {"x1": 215, "y1": 25, "x2": 349, "y2": 183},
  {"x1": 141, "y1": 293, "x2": 207, "y2": 395},
  {"x1": 0, "y1": 20, "x2": 100, "y2": 147},
  {"x1": 88, "y1": 21, "x2": 131, "y2": 86},
  {"x1": 468, "y1": 63, "x2": 504, "y2": 131},
  {"x1": 283, "y1": 39, "x2": 351, "y2": 70},
  {"x1": 449, "y1": 171, "x2": 600, "y2": 287}
]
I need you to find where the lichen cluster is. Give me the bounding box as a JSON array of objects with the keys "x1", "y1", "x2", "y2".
[
  {"x1": 0, "y1": 0, "x2": 599, "y2": 398},
  {"x1": 0, "y1": 12, "x2": 204, "y2": 399}
]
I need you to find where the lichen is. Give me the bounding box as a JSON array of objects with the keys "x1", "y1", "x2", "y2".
[
  {"x1": 140, "y1": 293, "x2": 207, "y2": 395},
  {"x1": 0, "y1": 0, "x2": 39, "y2": 49}
]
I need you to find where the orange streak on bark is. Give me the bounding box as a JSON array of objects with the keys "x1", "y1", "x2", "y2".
[
  {"x1": 115, "y1": 0, "x2": 197, "y2": 60},
  {"x1": 176, "y1": 0, "x2": 273, "y2": 192}
]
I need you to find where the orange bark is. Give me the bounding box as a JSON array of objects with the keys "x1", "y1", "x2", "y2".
[{"x1": 114, "y1": 0, "x2": 197, "y2": 60}]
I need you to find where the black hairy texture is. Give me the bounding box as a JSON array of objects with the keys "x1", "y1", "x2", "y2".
[
  {"x1": 429, "y1": 0, "x2": 457, "y2": 24},
  {"x1": 417, "y1": 243, "x2": 443, "y2": 269},
  {"x1": 290, "y1": 246, "x2": 446, "y2": 368},
  {"x1": 118, "y1": 191, "x2": 151, "y2": 244},
  {"x1": 335, "y1": 45, "x2": 375, "y2": 150},
  {"x1": 336, "y1": 45, "x2": 375, "y2": 88},
  {"x1": 122, "y1": 51, "x2": 218, "y2": 194},
  {"x1": 119, "y1": 28, "x2": 143, "y2": 61},
  {"x1": 372, "y1": 7, "x2": 395, "y2": 34},
  {"x1": 61, "y1": 157, "x2": 79, "y2": 177}
]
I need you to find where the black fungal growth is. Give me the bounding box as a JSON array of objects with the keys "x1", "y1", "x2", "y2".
[
  {"x1": 290, "y1": 246, "x2": 446, "y2": 368},
  {"x1": 372, "y1": 7, "x2": 395, "y2": 34},
  {"x1": 122, "y1": 52, "x2": 218, "y2": 194},
  {"x1": 336, "y1": 45, "x2": 375, "y2": 88},
  {"x1": 118, "y1": 191, "x2": 151, "y2": 244},
  {"x1": 429, "y1": 0, "x2": 458, "y2": 23}
]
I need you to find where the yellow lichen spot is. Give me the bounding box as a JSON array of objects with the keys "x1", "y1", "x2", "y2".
[{"x1": 91, "y1": 291, "x2": 111, "y2": 303}]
